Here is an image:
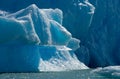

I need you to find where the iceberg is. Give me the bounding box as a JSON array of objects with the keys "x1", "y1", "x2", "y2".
[
  {"x1": 0, "y1": 0, "x2": 119, "y2": 69},
  {"x1": 0, "y1": 0, "x2": 96, "y2": 67},
  {"x1": 0, "y1": 4, "x2": 88, "y2": 72}
]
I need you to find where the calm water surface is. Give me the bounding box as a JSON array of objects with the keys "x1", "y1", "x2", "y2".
[{"x1": 0, "y1": 69, "x2": 119, "y2": 79}]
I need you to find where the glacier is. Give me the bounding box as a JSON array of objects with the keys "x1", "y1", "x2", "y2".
[
  {"x1": 86, "y1": 0, "x2": 120, "y2": 67},
  {"x1": 0, "y1": 4, "x2": 88, "y2": 72}
]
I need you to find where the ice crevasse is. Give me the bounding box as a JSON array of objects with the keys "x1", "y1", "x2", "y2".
[{"x1": 0, "y1": 4, "x2": 88, "y2": 72}]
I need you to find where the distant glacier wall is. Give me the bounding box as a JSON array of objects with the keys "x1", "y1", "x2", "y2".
[{"x1": 87, "y1": 0, "x2": 120, "y2": 67}]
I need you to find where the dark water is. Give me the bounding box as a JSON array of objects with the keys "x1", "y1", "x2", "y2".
[{"x1": 0, "y1": 69, "x2": 119, "y2": 79}]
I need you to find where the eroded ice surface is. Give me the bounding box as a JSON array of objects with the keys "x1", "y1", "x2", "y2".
[
  {"x1": 39, "y1": 46, "x2": 87, "y2": 71},
  {"x1": 0, "y1": 4, "x2": 88, "y2": 72}
]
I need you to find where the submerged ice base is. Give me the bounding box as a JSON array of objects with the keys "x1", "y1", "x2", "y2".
[{"x1": 0, "y1": 4, "x2": 88, "y2": 72}]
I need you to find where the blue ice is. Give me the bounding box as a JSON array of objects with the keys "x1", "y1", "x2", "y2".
[{"x1": 0, "y1": 4, "x2": 88, "y2": 72}]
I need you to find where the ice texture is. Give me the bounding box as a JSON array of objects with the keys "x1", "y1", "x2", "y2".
[
  {"x1": 91, "y1": 66, "x2": 120, "y2": 77},
  {"x1": 0, "y1": 0, "x2": 119, "y2": 68},
  {"x1": 1, "y1": 4, "x2": 72, "y2": 46},
  {"x1": 0, "y1": 4, "x2": 88, "y2": 72},
  {"x1": 39, "y1": 46, "x2": 87, "y2": 71},
  {"x1": 86, "y1": 0, "x2": 120, "y2": 67},
  {"x1": 0, "y1": 45, "x2": 40, "y2": 72}
]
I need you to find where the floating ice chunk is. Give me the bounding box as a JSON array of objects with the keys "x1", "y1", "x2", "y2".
[{"x1": 91, "y1": 66, "x2": 120, "y2": 77}]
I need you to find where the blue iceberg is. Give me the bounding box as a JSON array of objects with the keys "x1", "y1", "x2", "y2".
[
  {"x1": 0, "y1": 4, "x2": 88, "y2": 72},
  {"x1": 0, "y1": 0, "x2": 119, "y2": 68}
]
